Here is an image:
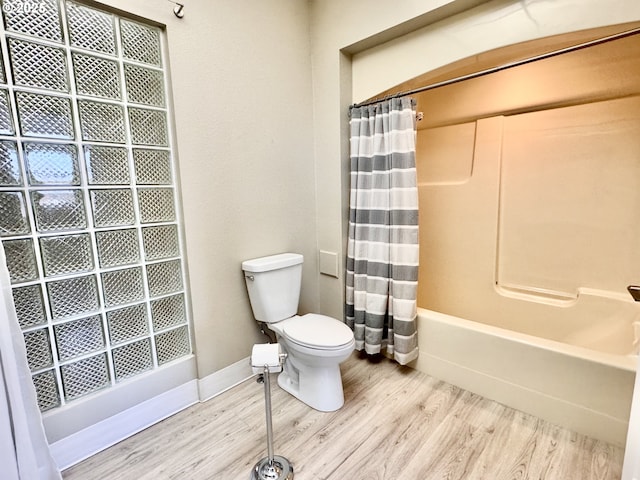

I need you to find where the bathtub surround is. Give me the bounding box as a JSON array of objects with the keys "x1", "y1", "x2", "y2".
[
  {"x1": 0, "y1": 244, "x2": 61, "y2": 480},
  {"x1": 346, "y1": 97, "x2": 419, "y2": 365}
]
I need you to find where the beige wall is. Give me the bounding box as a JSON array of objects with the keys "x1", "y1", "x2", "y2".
[{"x1": 95, "y1": 0, "x2": 317, "y2": 377}]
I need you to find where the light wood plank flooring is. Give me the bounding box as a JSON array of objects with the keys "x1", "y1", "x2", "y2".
[{"x1": 63, "y1": 353, "x2": 624, "y2": 479}]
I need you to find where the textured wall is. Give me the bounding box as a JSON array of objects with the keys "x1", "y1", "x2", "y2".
[{"x1": 97, "y1": 0, "x2": 317, "y2": 377}]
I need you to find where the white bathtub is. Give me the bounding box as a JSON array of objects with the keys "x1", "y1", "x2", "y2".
[
  {"x1": 413, "y1": 307, "x2": 636, "y2": 446},
  {"x1": 411, "y1": 87, "x2": 640, "y2": 447}
]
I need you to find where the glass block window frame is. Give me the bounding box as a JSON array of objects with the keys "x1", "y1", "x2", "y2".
[{"x1": 0, "y1": 0, "x2": 191, "y2": 411}]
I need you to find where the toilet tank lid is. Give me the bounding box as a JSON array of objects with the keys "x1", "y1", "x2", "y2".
[{"x1": 242, "y1": 253, "x2": 303, "y2": 273}]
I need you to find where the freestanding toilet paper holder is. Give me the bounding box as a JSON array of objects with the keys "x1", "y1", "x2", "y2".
[{"x1": 250, "y1": 344, "x2": 294, "y2": 480}]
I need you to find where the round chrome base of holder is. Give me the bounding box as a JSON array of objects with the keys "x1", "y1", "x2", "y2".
[{"x1": 250, "y1": 455, "x2": 294, "y2": 480}]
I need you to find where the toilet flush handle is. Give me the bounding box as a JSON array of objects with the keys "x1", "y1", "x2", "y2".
[{"x1": 245, "y1": 274, "x2": 255, "y2": 281}]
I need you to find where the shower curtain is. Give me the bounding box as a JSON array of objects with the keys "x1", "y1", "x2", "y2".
[
  {"x1": 0, "y1": 242, "x2": 62, "y2": 480},
  {"x1": 346, "y1": 96, "x2": 419, "y2": 365}
]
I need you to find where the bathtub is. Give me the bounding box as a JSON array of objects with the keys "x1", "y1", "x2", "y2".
[
  {"x1": 410, "y1": 93, "x2": 640, "y2": 446},
  {"x1": 413, "y1": 306, "x2": 636, "y2": 446}
]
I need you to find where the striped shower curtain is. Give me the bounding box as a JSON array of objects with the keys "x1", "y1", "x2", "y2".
[{"x1": 346, "y1": 97, "x2": 419, "y2": 365}]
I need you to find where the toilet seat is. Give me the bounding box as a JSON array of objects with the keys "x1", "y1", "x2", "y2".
[{"x1": 274, "y1": 314, "x2": 354, "y2": 351}]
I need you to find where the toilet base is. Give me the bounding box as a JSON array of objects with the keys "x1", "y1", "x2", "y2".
[{"x1": 277, "y1": 364, "x2": 345, "y2": 412}]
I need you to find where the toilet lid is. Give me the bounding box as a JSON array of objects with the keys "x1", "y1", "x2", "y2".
[{"x1": 280, "y1": 314, "x2": 354, "y2": 350}]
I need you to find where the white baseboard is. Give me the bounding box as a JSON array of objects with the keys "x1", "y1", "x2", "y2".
[
  {"x1": 198, "y1": 356, "x2": 254, "y2": 401},
  {"x1": 52, "y1": 380, "x2": 199, "y2": 470},
  {"x1": 55, "y1": 356, "x2": 253, "y2": 471}
]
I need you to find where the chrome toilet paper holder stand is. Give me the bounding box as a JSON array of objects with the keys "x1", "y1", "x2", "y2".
[{"x1": 250, "y1": 348, "x2": 294, "y2": 480}]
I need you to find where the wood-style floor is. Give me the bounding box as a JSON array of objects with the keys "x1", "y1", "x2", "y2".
[{"x1": 62, "y1": 353, "x2": 624, "y2": 479}]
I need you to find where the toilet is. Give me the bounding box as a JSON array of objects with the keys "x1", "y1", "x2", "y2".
[{"x1": 242, "y1": 253, "x2": 355, "y2": 412}]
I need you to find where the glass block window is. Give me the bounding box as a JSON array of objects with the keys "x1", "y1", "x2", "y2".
[{"x1": 0, "y1": 1, "x2": 191, "y2": 411}]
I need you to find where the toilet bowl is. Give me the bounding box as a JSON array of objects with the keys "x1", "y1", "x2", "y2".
[
  {"x1": 242, "y1": 253, "x2": 355, "y2": 412},
  {"x1": 269, "y1": 314, "x2": 355, "y2": 411}
]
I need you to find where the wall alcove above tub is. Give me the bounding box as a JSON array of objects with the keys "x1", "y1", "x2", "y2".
[{"x1": 364, "y1": 21, "x2": 640, "y2": 130}]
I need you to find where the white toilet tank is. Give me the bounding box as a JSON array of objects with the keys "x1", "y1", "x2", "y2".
[{"x1": 242, "y1": 253, "x2": 303, "y2": 323}]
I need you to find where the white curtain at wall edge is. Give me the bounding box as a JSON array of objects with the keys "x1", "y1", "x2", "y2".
[{"x1": 0, "y1": 243, "x2": 62, "y2": 480}]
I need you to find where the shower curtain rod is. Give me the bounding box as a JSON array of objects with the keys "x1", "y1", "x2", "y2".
[{"x1": 351, "y1": 26, "x2": 640, "y2": 110}]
